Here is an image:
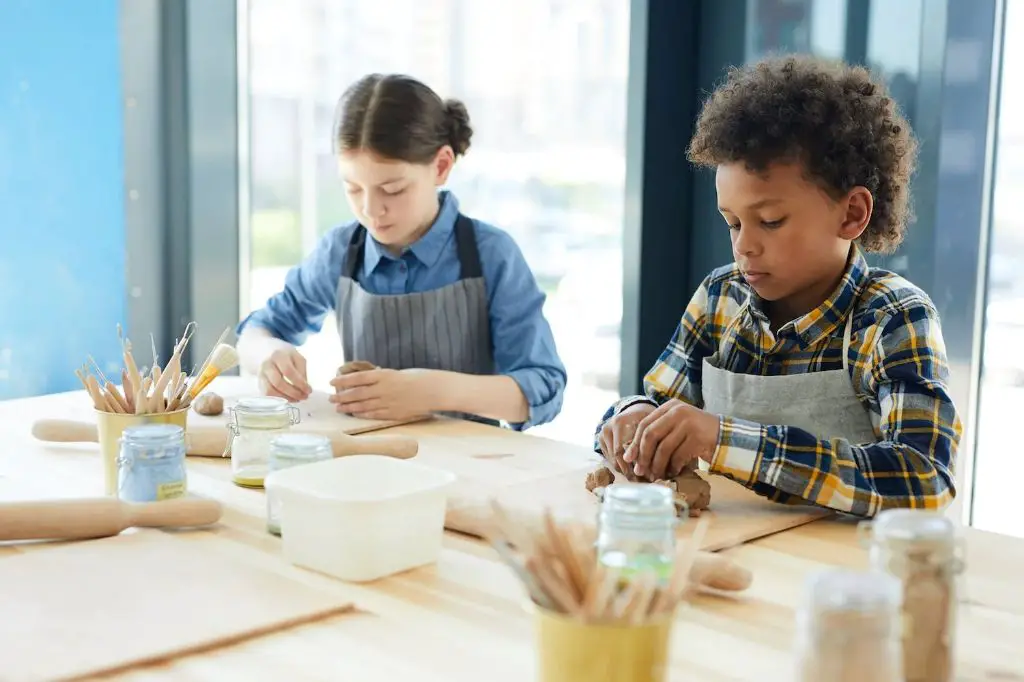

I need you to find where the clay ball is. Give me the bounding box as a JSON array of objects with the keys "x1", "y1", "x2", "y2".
[
  {"x1": 192, "y1": 392, "x2": 224, "y2": 416},
  {"x1": 337, "y1": 360, "x2": 377, "y2": 376}
]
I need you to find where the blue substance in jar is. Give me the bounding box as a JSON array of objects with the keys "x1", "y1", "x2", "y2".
[{"x1": 117, "y1": 424, "x2": 188, "y2": 503}]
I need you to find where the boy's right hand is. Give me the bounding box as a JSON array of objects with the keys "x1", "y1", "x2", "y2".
[
  {"x1": 258, "y1": 348, "x2": 313, "y2": 402},
  {"x1": 598, "y1": 402, "x2": 657, "y2": 482}
]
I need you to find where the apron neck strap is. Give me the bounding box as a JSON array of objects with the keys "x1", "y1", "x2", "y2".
[
  {"x1": 453, "y1": 214, "x2": 483, "y2": 280},
  {"x1": 342, "y1": 226, "x2": 367, "y2": 280},
  {"x1": 841, "y1": 310, "x2": 854, "y2": 373}
]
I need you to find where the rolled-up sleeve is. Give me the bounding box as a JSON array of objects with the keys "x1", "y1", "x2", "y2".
[
  {"x1": 479, "y1": 230, "x2": 567, "y2": 430},
  {"x1": 236, "y1": 226, "x2": 350, "y2": 346}
]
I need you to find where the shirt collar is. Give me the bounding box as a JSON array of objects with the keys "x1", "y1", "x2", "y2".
[
  {"x1": 746, "y1": 244, "x2": 869, "y2": 347},
  {"x1": 363, "y1": 190, "x2": 460, "y2": 272}
]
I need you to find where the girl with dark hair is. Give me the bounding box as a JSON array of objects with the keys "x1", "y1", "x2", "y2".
[{"x1": 237, "y1": 74, "x2": 566, "y2": 429}]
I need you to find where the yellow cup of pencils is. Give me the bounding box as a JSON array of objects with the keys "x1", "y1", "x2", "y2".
[
  {"x1": 532, "y1": 604, "x2": 674, "y2": 682},
  {"x1": 95, "y1": 409, "x2": 190, "y2": 496}
]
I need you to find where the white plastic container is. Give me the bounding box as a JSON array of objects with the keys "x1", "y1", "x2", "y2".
[{"x1": 264, "y1": 454, "x2": 457, "y2": 582}]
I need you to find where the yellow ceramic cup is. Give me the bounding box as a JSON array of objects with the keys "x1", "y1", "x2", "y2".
[
  {"x1": 532, "y1": 603, "x2": 674, "y2": 682},
  {"x1": 95, "y1": 409, "x2": 190, "y2": 496}
]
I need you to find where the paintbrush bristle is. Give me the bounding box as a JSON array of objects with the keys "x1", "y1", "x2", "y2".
[{"x1": 207, "y1": 344, "x2": 239, "y2": 372}]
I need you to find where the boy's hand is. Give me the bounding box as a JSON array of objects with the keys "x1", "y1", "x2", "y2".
[
  {"x1": 598, "y1": 402, "x2": 656, "y2": 481},
  {"x1": 623, "y1": 399, "x2": 720, "y2": 480}
]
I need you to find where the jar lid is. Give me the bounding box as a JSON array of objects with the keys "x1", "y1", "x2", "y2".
[
  {"x1": 804, "y1": 569, "x2": 901, "y2": 614},
  {"x1": 122, "y1": 423, "x2": 184, "y2": 443},
  {"x1": 235, "y1": 396, "x2": 290, "y2": 414},
  {"x1": 270, "y1": 433, "x2": 331, "y2": 454},
  {"x1": 871, "y1": 508, "x2": 955, "y2": 544},
  {"x1": 602, "y1": 482, "x2": 675, "y2": 516}
]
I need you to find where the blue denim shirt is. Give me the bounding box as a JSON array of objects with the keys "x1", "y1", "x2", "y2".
[{"x1": 238, "y1": 191, "x2": 566, "y2": 429}]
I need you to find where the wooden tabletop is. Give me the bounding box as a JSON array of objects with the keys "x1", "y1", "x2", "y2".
[{"x1": 3, "y1": 387, "x2": 1023, "y2": 681}]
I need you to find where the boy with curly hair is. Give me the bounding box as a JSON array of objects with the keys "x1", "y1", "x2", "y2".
[{"x1": 596, "y1": 54, "x2": 962, "y2": 517}]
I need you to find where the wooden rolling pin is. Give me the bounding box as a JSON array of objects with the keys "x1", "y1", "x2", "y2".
[
  {"x1": 30, "y1": 419, "x2": 419, "y2": 460},
  {"x1": 0, "y1": 497, "x2": 223, "y2": 542}
]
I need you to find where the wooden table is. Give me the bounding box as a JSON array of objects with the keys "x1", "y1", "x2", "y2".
[{"x1": 3, "y1": 388, "x2": 1023, "y2": 681}]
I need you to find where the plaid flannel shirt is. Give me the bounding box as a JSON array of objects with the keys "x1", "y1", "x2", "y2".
[{"x1": 596, "y1": 246, "x2": 962, "y2": 518}]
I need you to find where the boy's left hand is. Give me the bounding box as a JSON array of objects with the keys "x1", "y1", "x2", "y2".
[
  {"x1": 623, "y1": 399, "x2": 721, "y2": 480},
  {"x1": 329, "y1": 368, "x2": 434, "y2": 421}
]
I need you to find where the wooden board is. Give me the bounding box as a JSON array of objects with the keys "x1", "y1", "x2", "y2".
[
  {"x1": 379, "y1": 420, "x2": 831, "y2": 552},
  {"x1": 442, "y1": 467, "x2": 830, "y2": 551},
  {"x1": 0, "y1": 531, "x2": 354, "y2": 682},
  {"x1": 34, "y1": 375, "x2": 428, "y2": 437},
  {"x1": 187, "y1": 376, "x2": 428, "y2": 435}
]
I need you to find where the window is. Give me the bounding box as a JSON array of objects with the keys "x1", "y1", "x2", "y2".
[
  {"x1": 243, "y1": 0, "x2": 630, "y2": 445},
  {"x1": 971, "y1": 0, "x2": 1024, "y2": 537}
]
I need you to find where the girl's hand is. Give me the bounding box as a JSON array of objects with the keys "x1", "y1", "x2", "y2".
[
  {"x1": 329, "y1": 368, "x2": 435, "y2": 421},
  {"x1": 258, "y1": 348, "x2": 312, "y2": 402}
]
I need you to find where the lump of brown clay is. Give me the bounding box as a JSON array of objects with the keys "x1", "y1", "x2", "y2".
[
  {"x1": 584, "y1": 463, "x2": 711, "y2": 518},
  {"x1": 337, "y1": 360, "x2": 377, "y2": 375},
  {"x1": 654, "y1": 463, "x2": 712, "y2": 517},
  {"x1": 585, "y1": 466, "x2": 615, "y2": 493},
  {"x1": 192, "y1": 392, "x2": 224, "y2": 416}
]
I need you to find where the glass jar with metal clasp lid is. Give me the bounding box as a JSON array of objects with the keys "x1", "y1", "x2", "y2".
[
  {"x1": 793, "y1": 568, "x2": 904, "y2": 682},
  {"x1": 595, "y1": 482, "x2": 679, "y2": 586},
  {"x1": 859, "y1": 509, "x2": 965, "y2": 682},
  {"x1": 227, "y1": 396, "x2": 301, "y2": 489},
  {"x1": 264, "y1": 433, "x2": 333, "y2": 536},
  {"x1": 117, "y1": 423, "x2": 188, "y2": 503}
]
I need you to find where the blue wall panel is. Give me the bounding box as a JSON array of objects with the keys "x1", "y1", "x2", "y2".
[{"x1": 0, "y1": 0, "x2": 125, "y2": 399}]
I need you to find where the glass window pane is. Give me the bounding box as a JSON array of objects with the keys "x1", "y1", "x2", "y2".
[
  {"x1": 243, "y1": 0, "x2": 629, "y2": 445},
  {"x1": 972, "y1": 0, "x2": 1024, "y2": 537},
  {"x1": 746, "y1": 0, "x2": 847, "y2": 60}
]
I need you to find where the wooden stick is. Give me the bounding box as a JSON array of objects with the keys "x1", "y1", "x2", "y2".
[
  {"x1": 167, "y1": 372, "x2": 187, "y2": 411},
  {"x1": 632, "y1": 575, "x2": 660, "y2": 624},
  {"x1": 104, "y1": 382, "x2": 129, "y2": 413},
  {"x1": 526, "y1": 556, "x2": 580, "y2": 616},
  {"x1": 121, "y1": 369, "x2": 135, "y2": 412},
  {"x1": 542, "y1": 512, "x2": 586, "y2": 602},
  {"x1": 136, "y1": 376, "x2": 153, "y2": 415},
  {"x1": 85, "y1": 375, "x2": 114, "y2": 413},
  {"x1": 652, "y1": 515, "x2": 711, "y2": 615},
  {"x1": 123, "y1": 341, "x2": 143, "y2": 406},
  {"x1": 75, "y1": 369, "x2": 103, "y2": 410},
  {"x1": 151, "y1": 322, "x2": 195, "y2": 414},
  {"x1": 86, "y1": 355, "x2": 111, "y2": 387}
]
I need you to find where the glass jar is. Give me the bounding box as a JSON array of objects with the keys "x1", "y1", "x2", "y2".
[
  {"x1": 793, "y1": 569, "x2": 903, "y2": 682},
  {"x1": 861, "y1": 509, "x2": 963, "y2": 682},
  {"x1": 595, "y1": 482, "x2": 677, "y2": 585},
  {"x1": 227, "y1": 396, "x2": 301, "y2": 488},
  {"x1": 264, "y1": 433, "x2": 332, "y2": 536},
  {"x1": 117, "y1": 424, "x2": 188, "y2": 503}
]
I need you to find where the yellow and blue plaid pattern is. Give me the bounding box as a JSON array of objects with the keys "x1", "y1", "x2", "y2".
[{"x1": 597, "y1": 246, "x2": 962, "y2": 518}]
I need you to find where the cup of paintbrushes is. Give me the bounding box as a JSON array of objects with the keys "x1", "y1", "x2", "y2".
[
  {"x1": 78, "y1": 322, "x2": 199, "y2": 495},
  {"x1": 531, "y1": 598, "x2": 674, "y2": 682},
  {"x1": 487, "y1": 502, "x2": 706, "y2": 682}
]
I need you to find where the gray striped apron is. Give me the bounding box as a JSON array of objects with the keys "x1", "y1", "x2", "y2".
[{"x1": 335, "y1": 214, "x2": 497, "y2": 424}]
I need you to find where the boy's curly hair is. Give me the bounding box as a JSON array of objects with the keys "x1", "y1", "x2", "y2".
[{"x1": 687, "y1": 54, "x2": 917, "y2": 254}]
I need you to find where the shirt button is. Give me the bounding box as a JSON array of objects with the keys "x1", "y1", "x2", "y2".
[{"x1": 399, "y1": 263, "x2": 407, "y2": 272}]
